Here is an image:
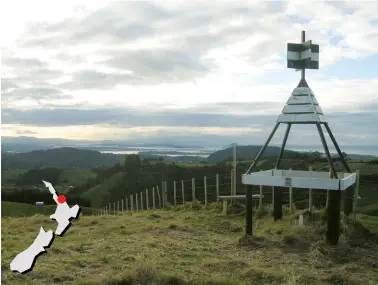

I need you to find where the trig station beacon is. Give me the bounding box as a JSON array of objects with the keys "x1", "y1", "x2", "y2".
[{"x1": 242, "y1": 31, "x2": 357, "y2": 245}]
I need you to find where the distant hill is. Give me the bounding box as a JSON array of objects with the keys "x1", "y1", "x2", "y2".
[
  {"x1": 1, "y1": 147, "x2": 124, "y2": 169},
  {"x1": 207, "y1": 145, "x2": 301, "y2": 164}
]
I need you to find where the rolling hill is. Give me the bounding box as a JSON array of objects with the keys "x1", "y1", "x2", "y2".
[
  {"x1": 1, "y1": 147, "x2": 124, "y2": 169},
  {"x1": 207, "y1": 145, "x2": 301, "y2": 164}
]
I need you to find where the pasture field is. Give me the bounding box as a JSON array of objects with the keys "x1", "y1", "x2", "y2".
[{"x1": 1, "y1": 204, "x2": 378, "y2": 285}]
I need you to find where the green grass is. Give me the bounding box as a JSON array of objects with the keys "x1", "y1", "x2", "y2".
[
  {"x1": 2, "y1": 204, "x2": 378, "y2": 285},
  {"x1": 58, "y1": 169, "x2": 96, "y2": 187},
  {"x1": 82, "y1": 172, "x2": 124, "y2": 208},
  {"x1": 1, "y1": 201, "x2": 95, "y2": 217},
  {"x1": 174, "y1": 162, "x2": 213, "y2": 167},
  {"x1": 1, "y1": 169, "x2": 28, "y2": 184}
]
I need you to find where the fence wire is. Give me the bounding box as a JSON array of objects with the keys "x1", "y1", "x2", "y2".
[{"x1": 93, "y1": 172, "x2": 378, "y2": 218}]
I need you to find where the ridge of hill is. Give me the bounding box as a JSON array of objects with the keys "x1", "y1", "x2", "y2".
[
  {"x1": 207, "y1": 145, "x2": 301, "y2": 163},
  {"x1": 1, "y1": 147, "x2": 124, "y2": 169}
]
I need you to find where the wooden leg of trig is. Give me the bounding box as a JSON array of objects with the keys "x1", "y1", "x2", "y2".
[{"x1": 222, "y1": 200, "x2": 228, "y2": 215}]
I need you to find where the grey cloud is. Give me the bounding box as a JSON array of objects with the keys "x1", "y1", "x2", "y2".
[
  {"x1": 12, "y1": 1, "x2": 288, "y2": 90},
  {"x1": 2, "y1": 102, "x2": 378, "y2": 136},
  {"x1": 59, "y1": 70, "x2": 137, "y2": 90},
  {"x1": 0, "y1": 106, "x2": 276, "y2": 128},
  {"x1": 1, "y1": 87, "x2": 71, "y2": 107},
  {"x1": 1, "y1": 78, "x2": 19, "y2": 93}
]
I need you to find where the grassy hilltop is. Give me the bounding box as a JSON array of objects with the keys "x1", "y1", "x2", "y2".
[{"x1": 2, "y1": 204, "x2": 378, "y2": 285}]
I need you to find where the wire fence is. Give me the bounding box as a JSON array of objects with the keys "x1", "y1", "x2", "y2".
[{"x1": 92, "y1": 170, "x2": 378, "y2": 218}]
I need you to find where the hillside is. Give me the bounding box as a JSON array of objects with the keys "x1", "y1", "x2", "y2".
[
  {"x1": 1, "y1": 147, "x2": 124, "y2": 169},
  {"x1": 207, "y1": 145, "x2": 301, "y2": 163},
  {"x1": 2, "y1": 206, "x2": 378, "y2": 285},
  {"x1": 1, "y1": 201, "x2": 94, "y2": 217}
]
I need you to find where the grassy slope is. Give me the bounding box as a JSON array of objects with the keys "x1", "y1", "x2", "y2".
[
  {"x1": 2, "y1": 205, "x2": 378, "y2": 285},
  {"x1": 58, "y1": 169, "x2": 97, "y2": 186},
  {"x1": 81, "y1": 172, "x2": 125, "y2": 208},
  {"x1": 1, "y1": 201, "x2": 95, "y2": 217}
]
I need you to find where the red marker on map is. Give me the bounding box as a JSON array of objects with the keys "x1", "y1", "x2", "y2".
[{"x1": 57, "y1": 195, "x2": 66, "y2": 204}]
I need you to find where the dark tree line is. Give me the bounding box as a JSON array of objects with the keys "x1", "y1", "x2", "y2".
[{"x1": 2, "y1": 188, "x2": 90, "y2": 207}]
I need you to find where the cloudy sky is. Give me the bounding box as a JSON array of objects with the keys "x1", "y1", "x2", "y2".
[{"x1": 1, "y1": 0, "x2": 378, "y2": 151}]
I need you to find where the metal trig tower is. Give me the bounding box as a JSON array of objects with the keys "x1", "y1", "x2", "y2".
[{"x1": 242, "y1": 30, "x2": 357, "y2": 245}]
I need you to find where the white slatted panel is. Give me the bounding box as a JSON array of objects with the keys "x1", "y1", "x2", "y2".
[
  {"x1": 281, "y1": 104, "x2": 323, "y2": 114},
  {"x1": 277, "y1": 113, "x2": 326, "y2": 123},
  {"x1": 286, "y1": 96, "x2": 319, "y2": 105}
]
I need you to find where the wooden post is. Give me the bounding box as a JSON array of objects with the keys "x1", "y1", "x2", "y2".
[
  {"x1": 233, "y1": 145, "x2": 237, "y2": 197},
  {"x1": 156, "y1": 185, "x2": 161, "y2": 208},
  {"x1": 289, "y1": 168, "x2": 293, "y2": 213},
  {"x1": 109, "y1": 203, "x2": 111, "y2": 214},
  {"x1": 140, "y1": 192, "x2": 143, "y2": 210},
  {"x1": 192, "y1": 178, "x2": 196, "y2": 202},
  {"x1": 326, "y1": 167, "x2": 341, "y2": 246},
  {"x1": 230, "y1": 169, "x2": 233, "y2": 205},
  {"x1": 163, "y1": 181, "x2": 168, "y2": 207},
  {"x1": 146, "y1": 189, "x2": 149, "y2": 210},
  {"x1": 353, "y1": 169, "x2": 360, "y2": 221},
  {"x1": 173, "y1": 181, "x2": 177, "y2": 206},
  {"x1": 258, "y1": 169, "x2": 263, "y2": 209},
  {"x1": 130, "y1": 195, "x2": 134, "y2": 211},
  {"x1": 309, "y1": 166, "x2": 313, "y2": 214},
  {"x1": 344, "y1": 174, "x2": 354, "y2": 216},
  {"x1": 121, "y1": 199, "x2": 124, "y2": 212},
  {"x1": 152, "y1": 187, "x2": 156, "y2": 209},
  {"x1": 326, "y1": 168, "x2": 331, "y2": 208},
  {"x1": 181, "y1": 180, "x2": 185, "y2": 204},
  {"x1": 126, "y1": 197, "x2": 129, "y2": 211},
  {"x1": 162, "y1": 182, "x2": 165, "y2": 208},
  {"x1": 273, "y1": 186, "x2": 282, "y2": 221},
  {"x1": 246, "y1": 185, "x2": 253, "y2": 236},
  {"x1": 136, "y1": 194, "x2": 139, "y2": 211},
  {"x1": 105, "y1": 206, "x2": 107, "y2": 215},
  {"x1": 272, "y1": 187, "x2": 274, "y2": 206},
  {"x1": 204, "y1": 176, "x2": 208, "y2": 205},
  {"x1": 113, "y1": 202, "x2": 116, "y2": 215},
  {"x1": 117, "y1": 201, "x2": 120, "y2": 212},
  {"x1": 216, "y1": 174, "x2": 220, "y2": 202}
]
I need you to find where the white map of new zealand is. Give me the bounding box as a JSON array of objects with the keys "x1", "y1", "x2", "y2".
[{"x1": 10, "y1": 181, "x2": 81, "y2": 274}]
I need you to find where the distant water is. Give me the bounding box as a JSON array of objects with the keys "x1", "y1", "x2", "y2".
[
  {"x1": 99, "y1": 147, "x2": 217, "y2": 158},
  {"x1": 99, "y1": 145, "x2": 378, "y2": 158}
]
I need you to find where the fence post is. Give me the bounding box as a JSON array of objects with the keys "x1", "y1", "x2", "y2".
[
  {"x1": 259, "y1": 170, "x2": 263, "y2": 209},
  {"x1": 230, "y1": 169, "x2": 233, "y2": 205},
  {"x1": 353, "y1": 169, "x2": 360, "y2": 221},
  {"x1": 161, "y1": 182, "x2": 165, "y2": 208},
  {"x1": 130, "y1": 195, "x2": 134, "y2": 211},
  {"x1": 163, "y1": 181, "x2": 167, "y2": 207},
  {"x1": 126, "y1": 197, "x2": 129, "y2": 211},
  {"x1": 181, "y1": 180, "x2": 185, "y2": 204},
  {"x1": 192, "y1": 178, "x2": 196, "y2": 202},
  {"x1": 105, "y1": 206, "x2": 107, "y2": 215},
  {"x1": 309, "y1": 166, "x2": 313, "y2": 214},
  {"x1": 204, "y1": 176, "x2": 207, "y2": 205},
  {"x1": 289, "y1": 168, "x2": 293, "y2": 213},
  {"x1": 117, "y1": 201, "x2": 120, "y2": 212},
  {"x1": 140, "y1": 192, "x2": 144, "y2": 210},
  {"x1": 152, "y1": 187, "x2": 156, "y2": 209},
  {"x1": 146, "y1": 189, "x2": 149, "y2": 210},
  {"x1": 121, "y1": 199, "x2": 124, "y2": 212},
  {"x1": 216, "y1": 174, "x2": 219, "y2": 202},
  {"x1": 173, "y1": 181, "x2": 177, "y2": 206},
  {"x1": 109, "y1": 203, "x2": 111, "y2": 214},
  {"x1": 113, "y1": 202, "x2": 116, "y2": 215},
  {"x1": 136, "y1": 194, "x2": 139, "y2": 211},
  {"x1": 326, "y1": 168, "x2": 331, "y2": 209},
  {"x1": 157, "y1": 185, "x2": 161, "y2": 208}
]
